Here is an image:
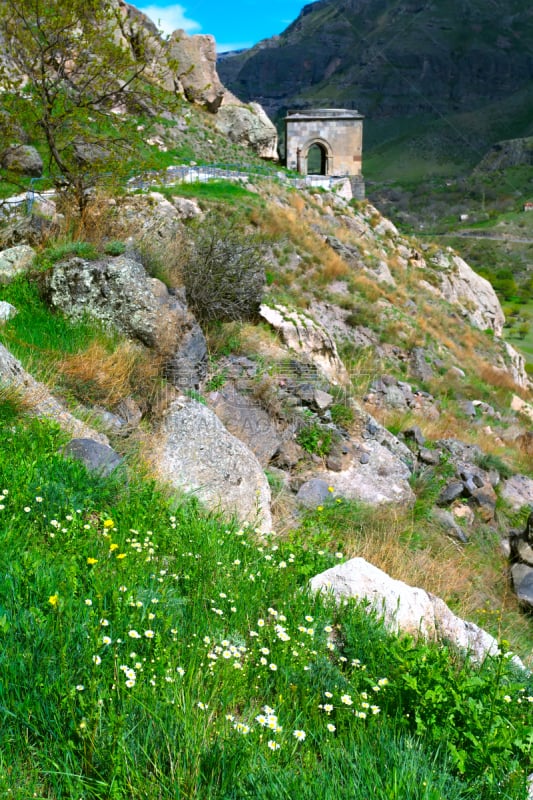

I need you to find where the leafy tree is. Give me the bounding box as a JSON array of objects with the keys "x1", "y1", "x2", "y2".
[{"x1": 0, "y1": 0, "x2": 173, "y2": 211}]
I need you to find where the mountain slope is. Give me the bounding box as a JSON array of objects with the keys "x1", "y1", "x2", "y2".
[{"x1": 218, "y1": 0, "x2": 533, "y2": 169}]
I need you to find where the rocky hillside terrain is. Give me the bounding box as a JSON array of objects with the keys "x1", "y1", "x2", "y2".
[
  {"x1": 218, "y1": 0, "x2": 533, "y2": 169},
  {"x1": 0, "y1": 4, "x2": 533, "y2": 798}
]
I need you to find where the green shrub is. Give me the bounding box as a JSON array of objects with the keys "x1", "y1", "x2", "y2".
[{"x1": 297, "y1": 421, "x2": 333, "y2": 456}]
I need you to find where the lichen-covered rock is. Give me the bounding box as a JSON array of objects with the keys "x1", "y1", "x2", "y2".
[
  {"x1": 0, "y1": 245, "x2": 35, "y2": 282},
  {"x1": 310, "y1": 558, "x2": 506, "y2": 664},
  {"x1": 215, "y1": 102, "x2": 278, "y2": 159},
  {"x1": 63, "y1": 439, "x2": 123, "y2": 477},
  {"x1": 1, "y1": 145, "x2": 43, "y2": 177},
  {"x1": 44, "y1": 255, "x2": 207, "y2": 388},
  {"x1": 0, "y1": 343, "x2": 109, "y2": 445},
  {"x1": 168, "y1": 30, "x2": 225, "y2": 112},
  {"x1": 260, "y1": 303, "x2": 349, "y2": 385},
  {"x1": 152, "y1": 397, "x2": 272, "y2": 532}
]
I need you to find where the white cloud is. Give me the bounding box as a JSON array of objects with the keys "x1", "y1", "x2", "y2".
[{"x1": 137, "y1": 4, "x2": 201, "y2": 37}]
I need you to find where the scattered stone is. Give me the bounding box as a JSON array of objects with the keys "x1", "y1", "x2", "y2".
[
  {"x1": 511, "y1": 563, "x2": 533, "y2": 611},
  {"x1": 310, "y1": 558, "x2": 503, "y2": 664},
  {"x1": 461, "y1": 400, "x2": 477, "y2": 418},
  {"x1": 63, "y1": 438, "x2": 123, "y2": 477},
  {"x1": 433, "y1": 508, "x2": 469, "y2": 542},
  {"x1": 419, "y1": 447, "x2": 440, "y2": 466},
  {"x1": 151, "y1": 397, "x2": 272, "y2": 532},
  {"x1": 0, "y1": 301, "x2": 17, "y2": 322},
  {"x1": 275, "y1": 439, "x2": 304, "y2": 469},
  {"x1": 403, "y1": 425, "x2": 426, "y2": 447},
  {"x1": 437, "y1": 481, "x2": 465, "y2": 506},
  {"x1": 359, "y1": 452, "x2": 370, "y2": 465},
  {"x1": 511, "y1": 394, "x2": 533, "y2": 422},
  {"x1": 296, "y1": 478, "x2": 333, "y2": 508},
  {"x1": 410, "y1": 347, "x2": 433, "y2": 382},
  {"x1": 215, "y1": 102, "x2": 278, "y2": 159},
  {"x1": 500, "y1": 475, "x2": 533, "y2": 511},
  {"x1": 45, "y1": 255, "x2": 208, "y2": 388},
  {"x1": 260, "y1": 303, "x2": 349, "y2": 386},
  {"x1": 0, "y1": 245, "x2": 35, "y2": 282}
]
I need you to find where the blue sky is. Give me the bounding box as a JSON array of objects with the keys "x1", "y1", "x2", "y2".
[{"x1": 135, "y1": 1, "x2": 315, "y2": 51}]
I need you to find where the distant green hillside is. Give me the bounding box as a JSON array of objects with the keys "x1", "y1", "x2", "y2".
[{"x1": 219, "y1": 0, "x2": 533, "y2": 175}]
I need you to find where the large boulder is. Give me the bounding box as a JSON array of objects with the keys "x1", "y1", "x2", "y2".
[
  {"x1": 0, "y1": 343, "x2": 109, "y2": 445},
  {"x1": 208, "y1": 385, "x2": 282, "y2": 467},
  {"x1": 215, "y1": 102, "x2": 278, "y2": 159},
  {"x1": 310, "y1": 558, "x2": 506, "y2": 664},
  {"x1": 429, "y1": 251, "x2": 505, "y2": 336},
  {"x1": 44, "y1": 255, "x2": 207, "y2": 388},
  {"x1": 1, "y1": 145, "x2": 43, "y2": 177},
  {"x1": 260, "y1": 303, "x2": 349, "y2": 386},
  {"x1": 168, "y1": 30, "x2": 225, "y2": 112},
  {"x1": 0, "y1": 245, "x2": 35, "y2": 282},
  {"x1": 151, "y1": 397, "x2": 272, "y2": 532},
  {"x1": 306, "y1": 437, "x2": 414, "y2": 507}
]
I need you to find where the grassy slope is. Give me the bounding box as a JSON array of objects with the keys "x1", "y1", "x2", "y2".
[{"x1": 0, "y1": 399, "x2": 531, "y2": 799}]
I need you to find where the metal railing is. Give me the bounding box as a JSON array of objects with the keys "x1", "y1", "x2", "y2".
[{"x1": 1, "y1": 162, "x2": 351, "y2": 216}]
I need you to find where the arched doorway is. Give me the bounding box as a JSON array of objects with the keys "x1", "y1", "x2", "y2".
[{"x1": 306, "y1": 142, "x2": 328, "y2": 175}]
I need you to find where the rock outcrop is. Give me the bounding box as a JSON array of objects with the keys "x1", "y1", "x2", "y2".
[
  {"x1": 44, "y1": 254, "x2": 207, "y2": 388},
  {"x1": 215, "y1": 102, "x2": 278, "y2": 159},
  {"x1": 0, "y1": 343, "x2": 109, "y2": 445},
  {"x1": 260, "y1": 303, "x2": 349, "y2": 385},
  {"x1": 310, "y1": 557, "x2": 507, "y2": 665},
  {"x1": 428, "y1": 250, "x2": 505, "y2": 336},
  {"x1": 168, "y1": 30, "x2": 225, "y2": 112},
  {"x1": 151, "y1": 397, "x2": 272, "y2": 532},
  {"x1": 1, "y1": 145, "x2": 43, "y2": 177}
]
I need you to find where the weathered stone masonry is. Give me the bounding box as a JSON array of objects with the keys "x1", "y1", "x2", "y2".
[{"x1": 285, "y1": 108, "x2": 365, "y2": 199}]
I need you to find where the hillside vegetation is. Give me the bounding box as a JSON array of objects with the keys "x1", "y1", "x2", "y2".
[{"x1": 1, "y1": 2, "x2": 533, "y2": 798}]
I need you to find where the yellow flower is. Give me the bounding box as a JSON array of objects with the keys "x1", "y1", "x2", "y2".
[
  {"x1": 48, "y1": 594, "x2": 59, "y2": 607},
  {"x1": 116, "y1": 553, "x2": 127, "y2": 560},
  {"x1": 103, "y1": 519, "x2": 114, "y2": 529},
  {"x1": 327, "y1": 486, "x2": 334, "y2": 493},
  {"x1": 317, "y1": 505, "x2": 324, "y2": 512},
  {"x1": 87, "y1": 557, "x2": 98, "y2": 565},
  {"x1": 109, "y1": 543, "x2": 119, "y2": 552}
]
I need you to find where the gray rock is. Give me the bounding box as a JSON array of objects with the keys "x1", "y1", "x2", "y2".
[
  {"x1": 359, "y1": 452, "x2": 370, "y2": 465},
  {"x1": 0, "y1": 343, "x2": 109, "y2": 445},
  {"x1": 275, "y1": 438, "x2": 304, "y2": 469},
  {"x1": 461, "y1": 401, "x2": 477, "y2": 418},
  {"x1": 419, "y1": 447, "x2": 440, "y2": 466},
  {"x1": 469, "y1": 485, "x2": 497, "y2": 522},
  {"x1": 260, "y1": 303, "x2": 349, "y2": 386},
  {"x1": 45, "y1": 255, "x2": 208, "y2": 388},
  {"x1": 215, "y1": 103, "x2": 279, "y2": 159},
  {"x1": 310, "y1": 558, "x2": 505, "y2": 664},
  {"x1": 2, "y1": 144, "x2": 43, "y2": 177},
  {"x1": 437, "y1": 481, "x2": 465, "y2": 506},
  {"x1": 432, "y1": 508, "x2": 469, "y2": 543},
  {"x1": 168, "y1": 30, "x2": 225, "y2": 112},
  {"x1": 208, "y1": 385, "x2": 282, "y2": 467},
  {"x1": 501, "y1": 475, "x2": 533, "y2": 511},
  {"x1": 152, "y1": 398, "x2": 272, "y2": 532},
  {"x1": 0, "y1": 301, "x2": 17, "y2": 322},
  {"x1": 313, "y1": 389, "x2": 334, "y2": 411},
  {"x1": 63, "y1": 438, "x2": 123, "y2": 477},
  {"x1": 0, "y1": 245, "x2": 35, "y2": 282},
  {"x1": 410, "y1": 347, "x2": 434, "y2": 382},
  {"x1": 403, "y1": 425, "x2": 426, "y2": 447},
  {"x1": 511, "y1": 563, "x2": 533, "y2": 611},
  {"x1": 296, "y1": 479, "x2": 333, "y2": 508}
]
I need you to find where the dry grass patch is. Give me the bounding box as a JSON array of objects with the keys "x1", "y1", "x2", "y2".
[{"x1": 58, "y1": 340, "x2": 152, "y2": 407}]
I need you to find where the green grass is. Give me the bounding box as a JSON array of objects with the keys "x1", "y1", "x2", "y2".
[
  {"x1": 0, "y1": 401, "x2": 531, "y2": 799},
  {"x1": 0, "y1": 275, "x2": 121, "y2": 384}
]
